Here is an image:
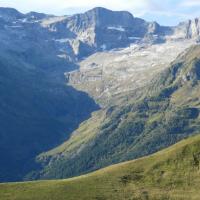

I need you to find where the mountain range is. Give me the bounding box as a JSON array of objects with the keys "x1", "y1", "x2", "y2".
[{"x1": 0, "y1": 6, "x2": 200, "y2": 186}]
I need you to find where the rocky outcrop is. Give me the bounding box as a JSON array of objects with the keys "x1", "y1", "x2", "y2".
[
  {"x1": 172, "y1": 18, "x2": 200, "y2": 40},
  {"x1": 0, "y1": 7, "x2": 24, "y2": 20}
]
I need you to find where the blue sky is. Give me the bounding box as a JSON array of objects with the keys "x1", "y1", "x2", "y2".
[{"x1": 0, "y1": 0, "x2": 200, "y2": 25}]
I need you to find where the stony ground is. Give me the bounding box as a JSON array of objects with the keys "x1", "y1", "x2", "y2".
[{"x1": 67, "y1": 39, "x2": 195, "y2": 104}]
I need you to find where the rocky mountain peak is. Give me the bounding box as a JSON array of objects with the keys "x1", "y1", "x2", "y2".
[
  {"x1": 187, "y1": 18, "x2": 200, "y2": 38},
  {"x1": 67, "y1": 7, "x2": 135, "y2": 32},
  {"x1": 173, "y1": 18, "x2": 200, "y2": 39},
  {"x1": 84, "y1": 7, "x2": 135, "y2": 27},
  {"x1": 147, "y1": 21, "x2": 160, "y2": 34},
  {"x1": 0, "y1": 7, "x2": 24, "y2": 20},
  {"x1": 26, "y1": 11, "x2": 49, "y2": 20}
]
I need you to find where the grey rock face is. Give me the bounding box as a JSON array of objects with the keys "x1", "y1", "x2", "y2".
[
  {"x1": 65, "y1": 7, "x2": 149, "y2": 50},
  {"x1": 172, "y1": 18, "x2": 200, "y2": 40},
  {"x1": 40, "y1": 7, "x2": 200, "y2": 58},
  {"x1": 40, "y1": 7, "x2": 166, "y2": 57},
  {"x1": 65, "y1": 7, "x2": 136, "y2": 32}
]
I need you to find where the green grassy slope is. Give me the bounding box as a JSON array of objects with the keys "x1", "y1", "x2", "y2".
[
  {"x1": 30, "y1": 45, "x2": 200, "y2": 180},
  {"x1": 1, "y1": 134, "x2": 200, "y2": 200}
]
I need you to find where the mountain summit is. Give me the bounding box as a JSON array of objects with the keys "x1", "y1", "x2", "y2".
[
  {"x1": 0, "y1": 7, "x2": 24, "y2": 20},
  {"x1": 83, "y1": 7, "x2": 135, "y2": 27}
]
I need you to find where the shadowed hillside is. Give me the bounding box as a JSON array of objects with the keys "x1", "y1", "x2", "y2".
[{"x1": 0, "y1": 42, "x2": 99, "y2": 182}]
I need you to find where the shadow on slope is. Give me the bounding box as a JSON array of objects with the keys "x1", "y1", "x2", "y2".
[{"x1": 0, "y1": 49, "x2": 99, "y2": 182}]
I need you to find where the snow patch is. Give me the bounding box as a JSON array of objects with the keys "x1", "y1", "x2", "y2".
[
  {"x1": 129, "y1": 36, "x2": 141, "y2": 40},
  {"x1": 6, "y1": 25, "x2": 22, "y2": 28},
  {"x1": 101, "y1": 44, "x2": 107, "y2": 50},
  {"x1": 20, "y1": 18, "x2": 28, "y2": 23},
  {"x1": 107, "y1": 26, "x2": 125, "y2": 32},
  {"x1": 55, "y1": 38, "x2": 69, "y2": 43},
  {"x1": 49, "y1": 27, "x2": 57, "y2": 32},
  {"x1": 41, "y1": 16, "x2": 68, "y2": 27},
  {"x1": 57, "y1": 54, "x2": 67, "y2": 59},
  {"x1": 11, "y1": 26, "x2": 22, "y2": 28}
]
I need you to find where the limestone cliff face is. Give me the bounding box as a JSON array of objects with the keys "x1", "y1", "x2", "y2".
[
  {"x1": 42, "y1": 7, "x2": 149, "y2": 52},
  {"x1": 173, "y1": 18, "x2": 200, "y2": 39}
]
